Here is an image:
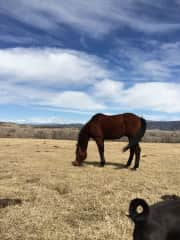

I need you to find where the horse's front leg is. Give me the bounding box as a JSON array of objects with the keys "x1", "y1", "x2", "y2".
[{"x1": 95, "y1": 138, "x2": 105, "y2": 167}]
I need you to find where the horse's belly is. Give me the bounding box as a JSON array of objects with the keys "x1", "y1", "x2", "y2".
[{"x1": 103, "y1": 130, "x2": 124, "y2": 139}]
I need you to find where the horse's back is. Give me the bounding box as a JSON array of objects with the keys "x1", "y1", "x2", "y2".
[
  {"x1": 88, "y1": 113, "x2": 142, "y2": 139},
  {"x1": 89, "y1": 113, "x2": 105, "y2": 121},
  {"x1": 88, "y1": 113, "x2": 125, "y2": 139},
  {"x1": 89, "y1": 113, "x2": 140, "y2": 124}
]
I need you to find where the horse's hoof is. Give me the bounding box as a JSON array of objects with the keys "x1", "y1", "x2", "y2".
[
  {"x1": 131, "y1": 167, "x2": 137, "y2": 171},
  {"x1": 99, "y1": 164, "x2": 105, "y2": 167}
]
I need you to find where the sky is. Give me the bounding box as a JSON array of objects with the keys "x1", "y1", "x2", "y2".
[{"x1": 0, "y1": 0, "x2": 180, "y2": 123}]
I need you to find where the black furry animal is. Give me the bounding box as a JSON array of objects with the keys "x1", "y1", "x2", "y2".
[{"x1": 129, "y1": 195, "x2": 180, "y2": 240}]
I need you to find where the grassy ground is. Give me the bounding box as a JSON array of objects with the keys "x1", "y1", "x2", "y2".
[{"x1": 0, "y1": 138, "x2": 180, "y2": 240}]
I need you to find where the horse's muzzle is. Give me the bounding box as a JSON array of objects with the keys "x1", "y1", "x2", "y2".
[{"x1": 72, "y1": 161, "x2": 82, "y2": 166}]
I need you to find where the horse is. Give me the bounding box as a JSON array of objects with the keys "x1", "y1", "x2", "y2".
[
  {"x1": 72, "y1": 112, "x2": 146, "y2": 170},
  {"x1": 129, "y1": 196, "x2": 180, "y2": 240}
]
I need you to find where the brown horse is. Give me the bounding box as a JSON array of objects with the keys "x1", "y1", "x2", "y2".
[{"x1": 72, "y1": 113, "x2": 146, "y2": 170}]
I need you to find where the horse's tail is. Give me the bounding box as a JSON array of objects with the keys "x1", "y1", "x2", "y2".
[
  {"x1": 123, "y1": 117, "x2": 146, "y2": 152},
  {"x1": 128, "y1": 198, "x2": 149, "y2": 223}
]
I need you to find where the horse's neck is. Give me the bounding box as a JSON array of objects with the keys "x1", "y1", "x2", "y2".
[{"x1": 78, "y1": 126, "x2": 89, "y2": 150}]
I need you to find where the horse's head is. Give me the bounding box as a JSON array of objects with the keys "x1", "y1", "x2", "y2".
[{"x1": 72, "y1": 144, "x2": 87, "y2": 166}]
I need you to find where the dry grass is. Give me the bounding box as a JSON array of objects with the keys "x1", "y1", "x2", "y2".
[{"x1": 0, "y1": 138, "x2": 180, "y2": 240}]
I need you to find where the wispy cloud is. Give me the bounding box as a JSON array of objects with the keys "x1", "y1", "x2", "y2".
[
  {"x1": 0, "y1": 33, "x2": 63, "y2": 47},
  {"x1": 112, "y1": 39, "x2": 180, "y2": 83},
  {"x1": 1, "y1": 0, "x2": 180, "y2": 38}
]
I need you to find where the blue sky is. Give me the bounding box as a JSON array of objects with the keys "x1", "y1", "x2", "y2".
[{"x1": 0, "y1": 0, "x2": 180, "y2": 123}]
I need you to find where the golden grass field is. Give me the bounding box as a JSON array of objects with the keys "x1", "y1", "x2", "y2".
[{"x1": 0, "y1": 138, "x2": 180, "y2": 240}]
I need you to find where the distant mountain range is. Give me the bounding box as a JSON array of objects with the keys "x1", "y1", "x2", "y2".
[{"x1": 147, "y1": 121, "x2": 180, "y2": 131}]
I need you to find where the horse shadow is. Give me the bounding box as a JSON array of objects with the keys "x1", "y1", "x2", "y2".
[
  {"x1": 84, "y1": 161, "x2": 127, "y2": 169},
  {"x1": 0, "y1": 198, "x2": 22, "y2": 208}
]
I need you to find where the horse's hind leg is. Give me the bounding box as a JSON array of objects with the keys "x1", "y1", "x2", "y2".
[
  {"x1": 133, "y1": 144, "x2": 141, "y2": 170},
  {"x1": 95, "y1": 138, "x2": 105, "y2": 167},
  {"x1": 125, "y1": 147, "x2": 135, "y2": 168}
]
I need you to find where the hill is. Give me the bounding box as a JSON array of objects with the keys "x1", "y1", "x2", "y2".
[{"x1": 147, "y1": 121, "x2": 180, "y2": 131}]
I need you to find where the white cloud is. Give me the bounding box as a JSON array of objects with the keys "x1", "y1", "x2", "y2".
[
  {"x1": 43, "y1": 91, "x2": 105, "y2": 110},
  {"x1": 0, "y1": 45, "x2": 180, "y2": 117},
  {"x1": 93, "y1": 79, "x2": 124, "y2": 102},
  {"x1": 0, "y1": 116, "x2": 83, "y2": 124},
  {"x1": 1, "y1": 73, "x2": 180, "y2": 116},
  {"x1": 15, "y1": 117, "x2": 72, "y2": 124},
  {"x1": 92, "y1": 80, "x2": 180, "y2": 113},
  {"x1": 0, "y1": 47, "x2": 108, "y2": 87},
  {"x1": 0, "y1": 47, "x2": 108, "y2": 111},
  {"x1": 124, "y1": 82, "x2": 180, "y2": 113},
  {"x1": 142, "y1": 113, "x2": 180, "y2": 121}
]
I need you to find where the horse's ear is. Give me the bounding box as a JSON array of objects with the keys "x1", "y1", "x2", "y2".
[{"x1": 129, "y1": 198, "x2": 150, "y2": 224}]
